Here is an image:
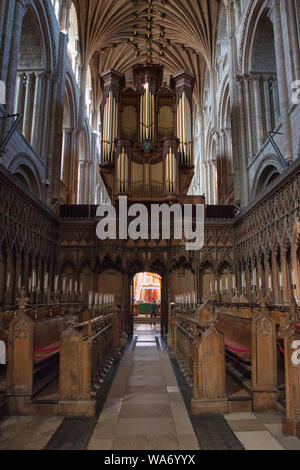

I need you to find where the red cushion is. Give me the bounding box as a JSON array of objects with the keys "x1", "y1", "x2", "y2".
[
  {"x1": 225, "y1": 338, "x2": 251, "y2": 362},
  {"x1": 34, "y1": 342, "x2": 60, "y2": 364}
]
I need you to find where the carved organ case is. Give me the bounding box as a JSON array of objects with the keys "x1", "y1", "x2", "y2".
[{"x1": 100, "y1": 63, "x2": 204, "y2": 205}]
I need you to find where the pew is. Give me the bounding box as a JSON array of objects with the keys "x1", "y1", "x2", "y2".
[
  {"x1": 171, "y1": 301, "x2": 280, "y2": 412},
  {"x1": 171, "y1": 306, "x2": 229, "y2": 414},
  {"x1": 216, "y1": 314, "x2": 252, "y2": 379},
  {"x1": 216, "y1": 304, "x2": 278, "y2": 410},
  {"x1": 6, "y1": 311, "x2": 65, "y2": 414},
  {"x1": 59, "y1": 312, "x2": 121, "y2": 416},
  {"x1": 6, "y1": 301, "x2": 122, "y2": 417}
]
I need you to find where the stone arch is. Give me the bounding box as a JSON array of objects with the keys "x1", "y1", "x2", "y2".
[
  {"x1": 241, "y1": 1, "x2": 280, "y2": 145},
  {"x1": 14, "y1": 1, "x2": 55, "y2": 153},
  {"x1": 218, "y1": 79, "x2": 233, "y2": 204},
  {"x1": 241, "y1": 0, "x2": 270, "y2": 75},
  {"x1": 251, "y1": 155, "x2": 282, "y2": 198},
  {"x1": 19, "y1": 4, "x2": 46, "y2": 71},
  {"x1": 60, "y1": 74, "x2": 78, "y2": 202},
  {"x1": 9, "y1": 154, "x2": 43, "y2": 199}
]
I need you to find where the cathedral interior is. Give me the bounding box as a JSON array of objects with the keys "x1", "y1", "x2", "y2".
[{"x1": 0, "y1": 0, "x2": 300, "y2": 452}]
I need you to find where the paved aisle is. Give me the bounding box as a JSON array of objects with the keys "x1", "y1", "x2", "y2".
[{"x1": 88, "y1": 325, "x2": 200, "y2": 450}]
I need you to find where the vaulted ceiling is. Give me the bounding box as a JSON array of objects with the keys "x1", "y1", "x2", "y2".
[{"x1": 76, "y1": 0, "x2": 222, "y2": 106}]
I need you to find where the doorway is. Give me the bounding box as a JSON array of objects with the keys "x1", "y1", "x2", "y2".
[{"x1": 132, "y1": 272, "x2": 162, "y2": 330}]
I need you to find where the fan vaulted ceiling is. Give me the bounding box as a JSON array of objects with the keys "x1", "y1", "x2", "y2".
[{"x1": 76, "y1": 0, "x2": 221, "y2": 106}]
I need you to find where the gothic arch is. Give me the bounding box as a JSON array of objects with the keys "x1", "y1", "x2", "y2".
[
  {"x1": 60, "y1": 73, "x2": 78, "y2": 201},
  {"x1": 251, "y1": 154, "x2": 282, "y2": 199},
  {"x1": 9, "y1": 154, "x2": 43, "y2": 199},
  {"x1": 240, "y1": 0, "x2": 270, "y2": 75}
]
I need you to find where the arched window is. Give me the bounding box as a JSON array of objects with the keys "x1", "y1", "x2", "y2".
[
  {"x1": 68, "y1": 3, "x2": 81, "y2": 84},
  {"x1": 251, "y1": 12, "x2": 280, "y2": 142},
  {"x1": 14, "y1": 7, "x2": 46, "y2": 153}
]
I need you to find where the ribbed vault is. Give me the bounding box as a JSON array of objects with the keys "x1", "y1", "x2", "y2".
[{"x1": 76, "y1": 0, "x2": 221, "y2": 106}]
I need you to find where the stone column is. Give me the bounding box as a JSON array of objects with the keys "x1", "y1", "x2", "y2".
[
  {"x1": 60, "y1": 0, "x2": 72, "y2": 31},
  {"x1": 40, "y1": 72, "x2": 53, "y2": 162},
  {"x1": 78, "y1": 162, "x2": 86, "y2": 204},
  {"x1": 62, "y1": 127, "x2": 71, "y2": 184},
  {"x1": 225, "y1": 128, "x2": 233, "y2": 191},
  {"x1": 45, "y1": 32, "x2": 68, "y2": 205},
  {"x1": 287, "y1": 0, "x2": 300, "y2": 81},
  {"x1": 271, "y1": 77, "x2": 280, "y2": 126},
  {"x1": 70, "y1": 129, "x2": 78, "y2": 203},
  {"x1": 252, "y1": 76, "x2": 264, "y2": 151},
  {"x1": 0, "y1": 0, "x2": 13, "y2": 84},
  {"x1": 22, "y1": 72, "x2": 35, "y2": 142},
  {"x1": 236, "y1": 77, "x2": 250, "y2": 206},
  {"x1": 263, "y1": 77, "x2": 273, "y2": 133},
  {"x1": 244, "y1": 75, "x2": 254, "y2": 159},
  {"x1": 31, "y1": 72, "x2": 44, "y2": 151},
  {"x1": 14, "y1": 72, "x2": 23, "y2": 115},
  {"x1": 225, "y1": 0, "x2": 241, "y2": 205},
  {"x1": 269, "y1": 0, "x2": 293, "y2": 162},
  {"x1": 5, "y1": 0, "x2": 27, "y2": 117}
]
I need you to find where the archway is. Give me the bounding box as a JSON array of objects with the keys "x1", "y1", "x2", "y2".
[
  {"x1": 133, "y1": 272, "x2": 162, "y2": 327},
  {"x1": 14, "y1": 5, "x2": 46, "y2": 152},
  {"x1": 255, "y1": 164, "x2": 280, "y2": 197},
  {"x1": 127, "y1": 270, "x2": 167, "y2": 336},
  {"x1": 13, "y1": 163, "x2": 41, "y2": 198}
]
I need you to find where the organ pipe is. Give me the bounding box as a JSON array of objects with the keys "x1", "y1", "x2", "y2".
[
  {"x1": 177, "y1": 91, "x2": 192, "y2": 164},
  {"x1": 165, "y1": 147, "x2": 176, "y2": 194},
  {"x1": 117, "y1": 147, "x2": 128, "y2": 193},
  {"x1": 140, "y1": 83, "x2": 155, "y2": 141},
  {"x1": 103, "y1": 91, "x2": 118, "y2": 163}
]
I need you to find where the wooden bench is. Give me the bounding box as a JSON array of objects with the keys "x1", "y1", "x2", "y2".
[
  {"x1": 31, "y1": 317, "x2": 66, "y2": 399},
  {"x1": 6, "y1": 305, "x2": 122, "y2": 417},
  {"x1": 217, "y1": 305, "x2": 278, "y2": 410},
  {"x1": 216, "y1": 314, "x2": 252, "y2": 379},
  {"x1": 172, "y1": 303, "x2": 279, "y2": 411}
]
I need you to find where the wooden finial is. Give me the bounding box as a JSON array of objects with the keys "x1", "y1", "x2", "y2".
[
  {"x1": 259, "y1": 294, "x2": 271, "y2": 309},
  {"x1": 16, "y1": 288, "x2": 30, "y2": 313}
]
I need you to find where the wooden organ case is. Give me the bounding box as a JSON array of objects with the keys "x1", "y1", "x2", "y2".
[{"x1": 99, "y1": 63, "x2": 205, "y2": 205}]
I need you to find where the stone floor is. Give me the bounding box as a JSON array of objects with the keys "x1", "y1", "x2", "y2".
[
  {"x1": 88, "y1": 325, "x2": 199, "y2": 451},
  {"x1": 1, "y1": 324, "x2": 300, "y2": 451}
]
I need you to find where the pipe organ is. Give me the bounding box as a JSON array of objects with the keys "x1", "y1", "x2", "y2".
[
  {"x1": 102, "y1": 90, "x2": 118, "y2": 163},
  {"x1": 117, "y1": 146, "x2": 129, "y2": 194},
  {"x1": 140, "y1": 83, "x2": 155, "y2": 142},
  {"x1": 177, "y1": 92, "x2": 192, "y2": 164},
  {"x1": 99, "y1": 63, "x2": 204, "y2": 206}
]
